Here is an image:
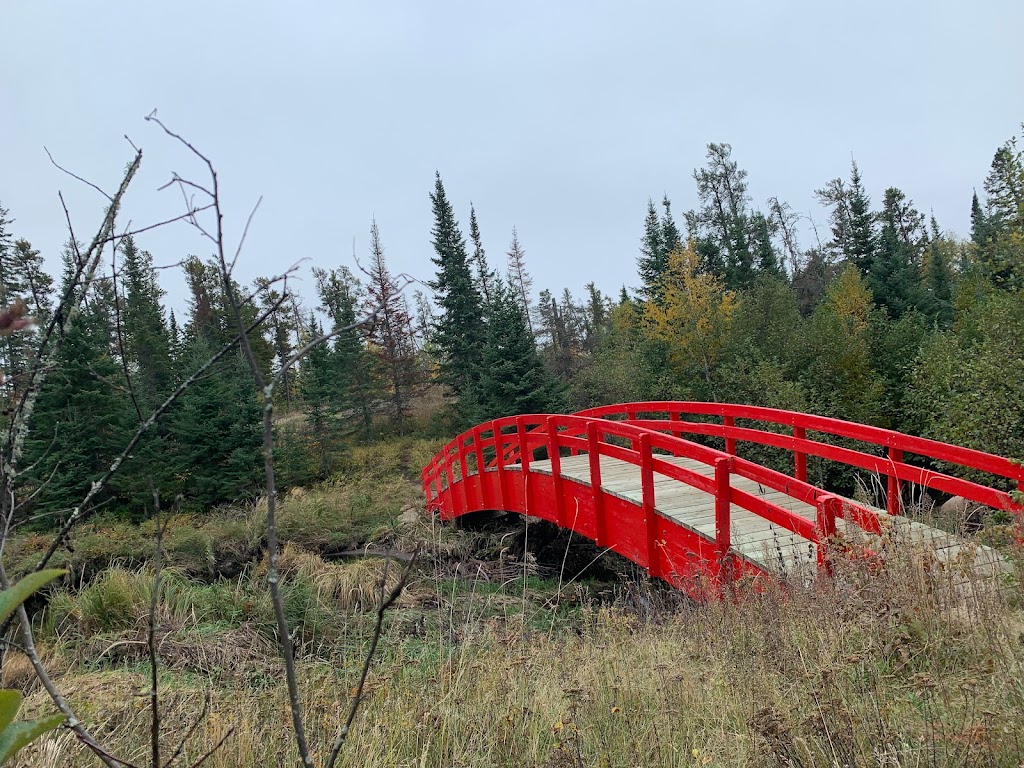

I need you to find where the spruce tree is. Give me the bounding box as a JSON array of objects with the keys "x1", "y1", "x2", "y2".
[
  {"x1": 970, "y1": 191, "x2": 990, "y2": 248},
  {"x1": 848, "y1": 161, "x2": 877, "y2": 275},
  {"x1": 750, "y1": 212, "x2": 784, "y2": 279},
  {"x1": 469, "y1": 279, "x2": 563, "y2": 421},
  {"x1": 872, "y1": 187, "x2": 927, "y2": 317},
  {"x1": 427, "y1": 173, "x2": 484, "y2": 400},
  {"x1": 168, "y1": 344, "x2": 262, "y2": 508},
  {"x1": 638, "y1": 199, "x2": 666, "y2": 300},
  {"x1": 1, "y1": 240, "x2": 53, "y2": 399},
  {"x1": 921, "y1": 215, "x2": 954, "y2": 328},
  {"x1": 976, "y1": 136, "x2": 1024, "y2": 290},
  {"x1": 299, "y1": 313, "x2": 346, "y2": 477},
  {"x1": 815, "y1": 177, "x2": 853, "y2": 262},
  {"x1": 23, "y1": 253, "x2": 135, "y2": 520},
  {"x1": 121, "y1": 236, "x2": 172, "y2": 409},
  {"x1": 468, "y1": 205, "x2": 495, "y2": 305},
  {"x1": 661, "y1": 195, "x2": 682, "y2": 254},
  {"x1": 313, "y1": 266, "x2": 377, "y2": 435}
]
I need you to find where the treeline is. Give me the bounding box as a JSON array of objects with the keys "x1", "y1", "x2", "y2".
[
  {"x1": 1, "y1": 125, "x2": 1021, "y2": 523},
  {"x1": 0, "y1": 209, "x2": 425, "y2": 523},
  {"x1": 427, "y1": 131, "x2": 1024, "y2": 490}
]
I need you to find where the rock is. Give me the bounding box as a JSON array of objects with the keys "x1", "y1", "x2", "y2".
[
  {"x1": 939, "y1": 496, "x2": 991, "y2": 532},
  {"x1": 398, "y1": 504, "x2": 420, "y2": 525}
]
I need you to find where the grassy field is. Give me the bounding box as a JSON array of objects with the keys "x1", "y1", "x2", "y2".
[{"x1": 5, "y1": 438, "x2": 1024, "y2": 767}]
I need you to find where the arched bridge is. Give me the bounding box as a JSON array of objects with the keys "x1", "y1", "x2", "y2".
[{"x1": 421, "y1": 403, "x2": 1022, "y2": 598}]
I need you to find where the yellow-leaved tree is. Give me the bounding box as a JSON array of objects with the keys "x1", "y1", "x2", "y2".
[{"x1": 643, "y1": 242, "x2": 736, "y2": 397}]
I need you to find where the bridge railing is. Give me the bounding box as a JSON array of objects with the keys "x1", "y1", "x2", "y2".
[
  {"x1": 573, "y1": 402, "x2": 1024, "y2": 519},
  {"x1": 421, "y1": 413, "x2": 864, "y2": 579}
]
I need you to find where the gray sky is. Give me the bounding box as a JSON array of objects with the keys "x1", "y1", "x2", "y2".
[{"x1": 3, "y1": 1, "x2": 1022, "y2": 314}]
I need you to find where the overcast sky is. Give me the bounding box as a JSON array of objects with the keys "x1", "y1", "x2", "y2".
[{"x1": 3, "y1": 1, "x2": 1022, "y2": 314}]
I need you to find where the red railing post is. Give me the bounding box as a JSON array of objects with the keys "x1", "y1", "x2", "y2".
[
  {"x1": 472, "y1": 424, "x2": 485, "y2": 509},
  {"x1": 887, "y1": 447, "x2": 904, "y2": 516},
  {"x1": 815, "y1": 494, "x2": 840, "y2": 574},
  {"x1": 639, "y1": 433, "x2": 658, "y2": 578},
  {"x1": 793, "y1": 425, "x2": 807, "y2": 483},
  {"x1": 517, "y1": 417, "x2": 531, "y2": 515},
  {"x1": 493, "y1": 420, "x2": 507, "y2": 510},
  {"x1": 587, "y1": 421, "x2": 606, "y2": 547},
  {"x1": 723, "y1": 415, "x2": 737, "y2": 456},
  {"x1": 547, "y1": 416, "x2": 567, "y2": 528},
  {"x1": 714, "y1": 457, "x2": 733, "y2": 579},
  {"x1": 669, "y1": 409, "x2": 681, "y2": 438}
]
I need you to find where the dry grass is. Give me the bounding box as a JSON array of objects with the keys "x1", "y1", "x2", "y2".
[
  {"x1": 9, "y1": 525, "x2": 1023, "y2": 768},
  {"x1": 6, "y1": 432, "x2": 1023, "y2": 767}
]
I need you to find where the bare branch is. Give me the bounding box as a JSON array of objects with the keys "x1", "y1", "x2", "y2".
[
  {"x1": 184, "y1": 727, "x2": 234, "y2": 768},
  {"x1": 4, "y1": 149, "x2": 142, "y2": 472},
  {"x1": 229, "y1": 197, "x2": 262, "y2": 275},
  {"x1": 45, "y1": 146, "x2": 114, "y2": 202},
  {"x1": 100, "y1": 204, "x2": 216, "y2": 244},
  {"x1": 162, "y1": 691, "x2": 210, "y2": 768}
]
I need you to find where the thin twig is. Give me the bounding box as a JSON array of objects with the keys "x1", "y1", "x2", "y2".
[
  {"x1": 45, "y1": 146, "x2": 114, "y2": 202},
  {"x1": 326, "y1": 550, "x2": 418, "y2": 768},
  {"x1": 148, "y1": 488, "x2": 172, "y2": 768},
  {"x1": 162, "y1": 691, "x2": 210, "y2": 768},
  {"x1": 185, "y1": 726, "x2": 234, "y2": 768},
  {"x1": 72, "y1": 730, "x2": 143, "y2": 768}
]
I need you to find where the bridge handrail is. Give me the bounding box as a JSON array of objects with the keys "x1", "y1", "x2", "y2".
[{"x1": 573, "y1": 402, "x2": 1024, "y2": 516}]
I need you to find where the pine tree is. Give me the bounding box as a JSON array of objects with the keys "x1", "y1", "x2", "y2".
[
  {"x1": 364, "y1": 218, "x2": 417, "y2": 433},
  {"x1": 815, "y1": 177, "x2": 854, "y2": 262},
  {"x1": 505, "y1": 227, "x2": 534, "y2": 333},
  {"x1": 427, "y1": 173, "x2": 485, "y2": 400},
  {"x1": 688, "y1": 143, "x2": 756, "y2": 289}
]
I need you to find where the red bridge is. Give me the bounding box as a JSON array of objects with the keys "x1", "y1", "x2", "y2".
[{"x1": 421, "y1": 403, "x2": 1022, "y2": 598}]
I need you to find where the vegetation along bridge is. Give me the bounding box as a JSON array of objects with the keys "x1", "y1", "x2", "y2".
[{"x1": 422, "y1": 403, "x2": 1022, "y2": 598}]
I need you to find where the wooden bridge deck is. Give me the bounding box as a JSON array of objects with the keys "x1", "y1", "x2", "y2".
[{"x1": 523, "y1": 454, "x2": 1009, "y2": 580}]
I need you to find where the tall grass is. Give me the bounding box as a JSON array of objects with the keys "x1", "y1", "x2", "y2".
[{"x1": 13, "y1": 525, "x2": 1024, "y2": 768}]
